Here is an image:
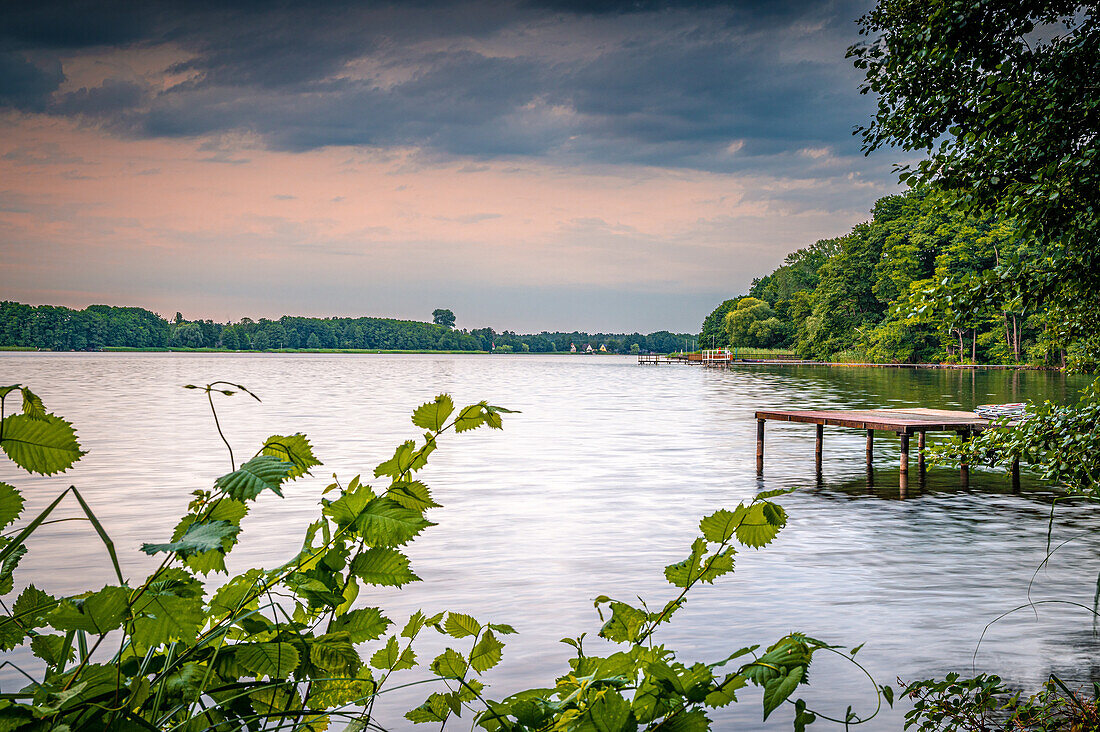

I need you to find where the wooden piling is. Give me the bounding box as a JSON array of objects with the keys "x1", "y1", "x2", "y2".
[
  {"x1": 865, "y1": 430, "x2": 874, "y2": 467},
  {"x1": 899, "y1": 432, "x2": 909, "y2": 476},
  {"x1": 917, "y1": 431, "x2": 926, "y2": 472},
  {"x1": 756, "y1": 419, "x2": 765, "y2": 475},
  {"x1": 1011, "y1": 458, "x2": 1021, "y2": 492},
  {"x1": 959, "y1": 429, "x2": 971, "y2": 486},
  {"x1": 815, "y1": 424, "x2": 823, "y2": 472}
]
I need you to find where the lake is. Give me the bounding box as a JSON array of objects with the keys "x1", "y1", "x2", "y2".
[{"x1": 1, "y1": 352, "x2": 1096, "y2": 729}]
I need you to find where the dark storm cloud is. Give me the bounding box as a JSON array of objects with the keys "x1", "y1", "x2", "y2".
[{"x1": 0, "y1": 0, "x2": 879, "y2": 174}]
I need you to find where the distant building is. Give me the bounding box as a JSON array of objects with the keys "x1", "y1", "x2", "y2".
[
  {"x1": 585, "y1": 344, "x2": 594, "y2": 353},
  {"x1": 599, "y1": 344, "x2": 607, "y2": 352},
  {"x1": 570, "y1": 343, "x2": 577, "y2": 353}
]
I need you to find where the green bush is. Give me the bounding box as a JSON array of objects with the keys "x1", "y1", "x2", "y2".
[{"x1": 0, "y1": 384, "x2": 886, "y2": 730}]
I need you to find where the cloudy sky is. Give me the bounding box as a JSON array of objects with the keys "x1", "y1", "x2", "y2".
[{"x1": 0, "y1": 0, "x2": 903, "y2": 333}]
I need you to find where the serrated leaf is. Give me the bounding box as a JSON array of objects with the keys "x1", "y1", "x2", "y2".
[
  {"x1": 0, "y1": 414, "x2": 85, "y2": 475},
  {"x1": 402, "y1": 610, "x2": 427, "y2": 638},
  {"x1": 386, "y1": 480, "x2": 440, "y2": 511},
  {"x1": 454, "y1": 404, "x2": 486, "y2": 433},
  {"x1": 697, "y1": 548, "x2": 735, "y2": 584},
  {"x1": 705, "y1": 673, "x2": 746, "y2": 707},
  {"x1": 0, "y1": 616, "x2": 23, "y2": 650},
  {"x1": 31, "y1": 634, "x2": 73, "y2": 667},
  {"x1": 355, "y1": 498, "x2": 433, "y2": 547},
  {"x1": 332, "y1": 607, "x2": 391, "y2": 643},
  {"x1": 664, "y1": 538, "x2": 707, "y2": 588},
  {"x1": 412, "y1": 395, "x2": 454, "y2": 431},
  {"x1": 735, "y1": 503, "x2": 784, "y2": 548},
  {"x1": 214, "y1": 454, "x2": 294, "y2": 501},
  {"x1": 237, "y1": 642, "x2": 300, "y2": 679},
  {"x1": 699, "y1": 507, "x2": 746, "y2": 543},
  {"x1": 141, "y1": 520, "x2": 239, "y2": 558},
  {"x1": 470, "y1": 630, "x2": 504, "y2": 673},
  {"x1": 350, "y1": 547, "x2": 419, "y2": 587},
  {"x1": 20, "y1": 388, "x2": 46, "y2": 421},
  {"x1": 262, "y1": 433, "x2": 321, "y2": 479},
  {"x1": 370, "y1": 636, "x2": 400, "y2": 670},
  {"x1": 658, "y1": 708, "x2": 711, "y2": 731},
  {"x1": 762, "y1": 666, "x2": 804, "y2": 721},
  {"x1": 374, "y1": 439, "x2": 435, "y2": 480},
  {"x1": 431, "y1": 648, "x2": 467, "y2": 678},
  {"x1": 443, "y1": 612, "x2": 480, "y2": 639},
  {"x1": 489, "y1": 623, "x2": 517, "y2": 635},
  {"x1": 0, "y1": 483, "x2": 24, "y2": 530},
  {"x1": 13, "y1": 585, "x2": 55, "y2": 627},
  {"x1": 0, "y1": 541, "x2": 26, "y2": 595},
  {"x1": 323, "y1": 486, "x2": 373, "y2": 528},
  {"x1": 210, "y1": 569, "x2": 263, "y2": 617},
  {"x1": 310, "y1": 631, "x2": 361, "y2": 676},
  {"x1": 598, "y1": 601, "x2": 647, "y2": 643},
  {"x1": 131, "y1": 593, "x2": 203, "y2": 646},
  {"x1": 49, "y1": 586, "x2": 130, "y2": 633},
  {"x1": 406, "y1": 692, "x2": 450, "y2": 724}
]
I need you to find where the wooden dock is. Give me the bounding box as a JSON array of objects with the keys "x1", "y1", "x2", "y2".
[{"x1": 754, "y1": 407, "x2": 1021, "y2": 492}]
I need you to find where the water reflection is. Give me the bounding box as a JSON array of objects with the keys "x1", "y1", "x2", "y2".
[{"x1": 0, "y1": 354, "x2": 1094, "y2": 730}]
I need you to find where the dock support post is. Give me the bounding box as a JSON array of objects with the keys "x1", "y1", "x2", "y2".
[
  {"x1": 756, "y1": 419, "x2": 765, "y2": 475},
  {"x1": 899, "y1": 432, "x2": 910, "y2": 475},
  {"x1": 918, "y1": 431, "x2": 926, "y2": 472},
  {"x1": 1011, "y1": 458, "x2": 1021, "y2": 492},
  {"x1": 899, "y1": 432, "x2": 910, "y2": 496},
  {"x1": 815, "y1": 424, "x2": 823, "y2": 473},
  {"x1": 865, "y1": 430, "x2": 874, "y2": 467}
]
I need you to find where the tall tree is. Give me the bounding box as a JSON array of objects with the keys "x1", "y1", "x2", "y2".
[{"x1": 432, "y1": 309, "x2": 456, "y2": 329}]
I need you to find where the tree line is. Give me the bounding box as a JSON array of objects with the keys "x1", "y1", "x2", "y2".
[
  {"x1": 0, "y1": 302, "x2": 692, "y2": 355},
  {"x1": 700, "y1": 187, "x2": 1075, "y2": 366}
]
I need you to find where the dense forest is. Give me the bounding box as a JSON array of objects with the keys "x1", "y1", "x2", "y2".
[
  {"x1": 700, "y1": 187, "x2": 1071, "y2": 365},
  {"x1": 0, "y1": 301, "x2": 691, "y2": 354}
]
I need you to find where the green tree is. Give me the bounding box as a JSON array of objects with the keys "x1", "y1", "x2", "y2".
[
  {"x1": 306, "y1": 332, "x2": 322, "y2": 349},
  {"x1": 724, "y1": 298, "x2": 785, "y2": 348},
  {"x1": 432, "y1": 308, "x2": 456, "y2": 329}
]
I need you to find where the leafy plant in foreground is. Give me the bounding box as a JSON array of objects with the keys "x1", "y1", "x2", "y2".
[{"x1": 0, "y1": 383, "x2": 881, "y2": 730}]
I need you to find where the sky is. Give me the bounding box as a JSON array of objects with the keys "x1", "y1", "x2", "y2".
[{"x1": 0, "y1": 0, "x2": 904, "y2": 333}]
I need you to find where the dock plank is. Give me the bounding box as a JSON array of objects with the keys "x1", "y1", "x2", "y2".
[{"x1": 754, "y1": 408, "x2": 989, "y2": 434}]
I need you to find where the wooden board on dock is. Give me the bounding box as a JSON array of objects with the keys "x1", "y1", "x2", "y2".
[{"x1": 753, "y1": 407, "x2": 989, "y2": 434}]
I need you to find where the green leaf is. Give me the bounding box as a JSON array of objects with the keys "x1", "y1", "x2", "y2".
[
  {"x1": 454, "y1": 404, "x2": 487, "y2": 433},
  {"x1": 664, "y1": 538, "x2": 708, "y2": 588},
  {"x1": 332, "y1": 607, "x2": 392, "y2": 643},
  {"x1": 0, "y1": 540, "x2": 26, "y2": 595},
  {"x1": 355, "y1": 498, "x2": 433, "y2": 547},
  {"x1": 141, "y1": 520, "x2": 239, "y2": 558},
  {"x1": 470, "y1": 630, "x2": 504, "y2": 673},
  {"x1": 323, "y1": 486, "x2": 373, "y2": 527},
  {"x1": 0, "y1": 483, "x2": 24, "y2": 530},
  {"x1": 0, "y1": 616, "x2": 23, "y2": 650},
  {"x1": 31, "y1": 634, "x2": 73, "y2": 667},
  {"x1": 131, "y1": 594, "x2": 204, "y2": 646},
  {"x1": 49, "y1": 586, "x2": 130, "y2": 634},
  {"x1": 209, "y1": 568, "x2": 263, "y2": 617},
  {"x1": 405, "y1": 692, "x2": 450, "y2": 724},
  {"x1": 598, "y1": 601, "x2": 647, "y2": 644},
  {"x1": 214, "y1": 454, "x2": 294, "y2": 501},
  {"x1": 370, "y1": 636, "x2": 400, "y2": 670},
  {"x1": 350, "y1": 547, "x2": 419, "y2": 587},
  {"x1": 431, "y1": 648, "x2": 467, "y2": 678},
  {"x1": 237, "y1": 642, "x2": 300, "y2": 679},
  {"x1": 310, "y1": 631, "x2": 361, "y2": 675},
  {"x1": 443, "y1": 612, "x2": 481, "y2": 639},
  {"x1": 657, "y1": 709, "x2": 711, "y2": 731},
  {"x1": 489, "y1": 623, "x2": 517, "y2": 635},
  {"x1": 735, "y1": 503, "x2": 785, "y2": 548},
  {"x1": 386, "y1": 480, "x2": 440, "y2": 511},
  {"x1": 697, "y1": 548, "x2": 735, "y2": 584},
  {"x1": 13, "y1": 585, "x2": 55, "y2": 627},
  {"x1": 262, "y1": 433, "x2": 321, "y2": 479},
  {"x1": 20, "y1": 388, "x2": 46, "y2": 421},
  {"x1": 0, "y1": 414, "x2": 85, "y2": 475},
  {"x1": 762, "y1": 666, "x2": 804, "y2": 721},
  {"x1": 374, "y1": 439, "x2": 436, "y2": 480},
  {"x1": 705, "y1": 673, "x2": 746, "y2": 707},
  {"x1": 412, "y1": 394, "x2": 454, "y2": 431},
  {"x1": 699, "y1": 507, "x2": 746, "y2": 543}
]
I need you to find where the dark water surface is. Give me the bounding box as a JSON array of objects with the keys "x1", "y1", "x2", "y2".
[{"x1": 1, "y1": 353, "x2": 1096, "y2": 729}]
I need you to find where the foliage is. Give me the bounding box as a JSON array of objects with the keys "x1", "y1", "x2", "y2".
[
  {"x1": 0, "y1": 385, "x2": 883, "y2": 730},
  {"x1": 432, "y1": 309, "x2": 456, "y2": 329},
  {"x1": 928, "y1": 381, "x2": 1100, "y2": 495},
  {"x1": 903, "y1": 673, "x2": 1100, "y2": 731},
  {"x1": 701, "y1": 187, "x2": 1046, "y2": 365},
  {"x1": 848, "y1": 0, "x2": 1100, "y2": 370},
  {"x1": 723, "y1": 298, "x2": 788, "y2": 349},
  {"x1": 0, "y1": 300, "x2": 692, "y2": 355}
]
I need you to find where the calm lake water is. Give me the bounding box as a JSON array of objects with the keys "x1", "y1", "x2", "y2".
[{"x1": 1, "y1": 353, "x2": 1097, "y2": 729}]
